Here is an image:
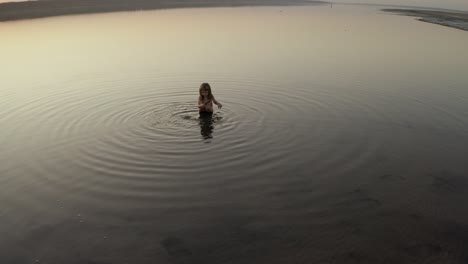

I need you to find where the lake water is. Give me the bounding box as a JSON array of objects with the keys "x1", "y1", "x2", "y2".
[{"x1": 1, "y1": 5, "x2": 468, "y2": 264}]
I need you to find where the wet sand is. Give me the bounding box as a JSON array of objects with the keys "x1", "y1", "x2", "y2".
[
  {"x1": 0, "y1": 0, "x2": 327, "y2": 22},
  {"x1": 383, "y1": 8, "x2": 468, "y2": 31}
]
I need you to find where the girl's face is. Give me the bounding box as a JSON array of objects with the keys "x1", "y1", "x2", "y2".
[{"x1": 201, "y1": 89, "x2": 209, "y2": 97}]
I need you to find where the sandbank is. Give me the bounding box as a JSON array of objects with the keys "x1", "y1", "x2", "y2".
[
  {"x1": 0, "y1": 0, "x2": 327, "y2": 22},
  {"x1": 383, "y1": 8, "x2": 468, "y2": 31}
]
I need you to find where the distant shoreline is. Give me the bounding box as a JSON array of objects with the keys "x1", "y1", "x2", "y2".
[
  {"x1": 0, "y1": 0, "x2": 327, "y2": 22},
  {"x1": 383, "y1": 8, "x2": 468, "y2": 32}
]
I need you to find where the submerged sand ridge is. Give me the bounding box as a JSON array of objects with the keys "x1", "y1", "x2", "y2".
[
  {"x1": 383, "y1": 9, "x2": 468, "y2": 31},
  {"x1": 0, "y1": 0, "x2": 327, "y2": 21}
]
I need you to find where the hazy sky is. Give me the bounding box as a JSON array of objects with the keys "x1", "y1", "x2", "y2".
[{"x1": 0, "y1": 0, "x2": 467, "y2": 10}]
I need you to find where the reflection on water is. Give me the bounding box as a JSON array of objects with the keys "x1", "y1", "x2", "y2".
[
  {"x1": 199, "y1": 112, "x2": 214, "y2": 140},
  {"x1": 199, "y1": 112, "x2": 223, "y2": 140},
  {"x1": 1, "y1": 5, "x2": 468, "y2": 264}
]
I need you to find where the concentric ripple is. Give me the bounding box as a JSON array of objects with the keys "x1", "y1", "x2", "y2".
[
  {"x1": 1, "y1": 66, "x2": 468, "y2": 215},
  {"x1": 0, "y1": 71, "x2": 374, "y2": 209}
]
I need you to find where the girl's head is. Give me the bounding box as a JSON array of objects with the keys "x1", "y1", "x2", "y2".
[{"x1": 199, "y1": 83, "x2": 213, "y2": 99}]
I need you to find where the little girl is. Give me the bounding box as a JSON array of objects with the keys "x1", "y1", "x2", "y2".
[{"x1": 198, "y1": 83, "x2": 222, "y2": 113}]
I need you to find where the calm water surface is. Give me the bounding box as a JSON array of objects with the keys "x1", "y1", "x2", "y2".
[{"x1": 1, "y1": 5, "x2": 468, "y2": 264}]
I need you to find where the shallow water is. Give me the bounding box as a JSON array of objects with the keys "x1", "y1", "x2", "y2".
[{"x1": 1, "y1": 5, "x2": 468, "y2": 264}]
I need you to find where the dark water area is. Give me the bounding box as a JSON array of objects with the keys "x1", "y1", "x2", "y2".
[{"x1": 1, "y1": 5, "x2": 468, "y2": 264}]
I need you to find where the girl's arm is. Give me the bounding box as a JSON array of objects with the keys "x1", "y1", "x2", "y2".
[
  {"x1": 212, "y1": 97, "x2": 222, "y2": 109},
  {"x1": 198, "y1": 98, "x2": 205, "y2": 109}
]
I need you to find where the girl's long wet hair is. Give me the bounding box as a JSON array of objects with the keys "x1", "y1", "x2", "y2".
[{"x1": 199, "y1": 83, "x2": 214, "y2": 100}]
